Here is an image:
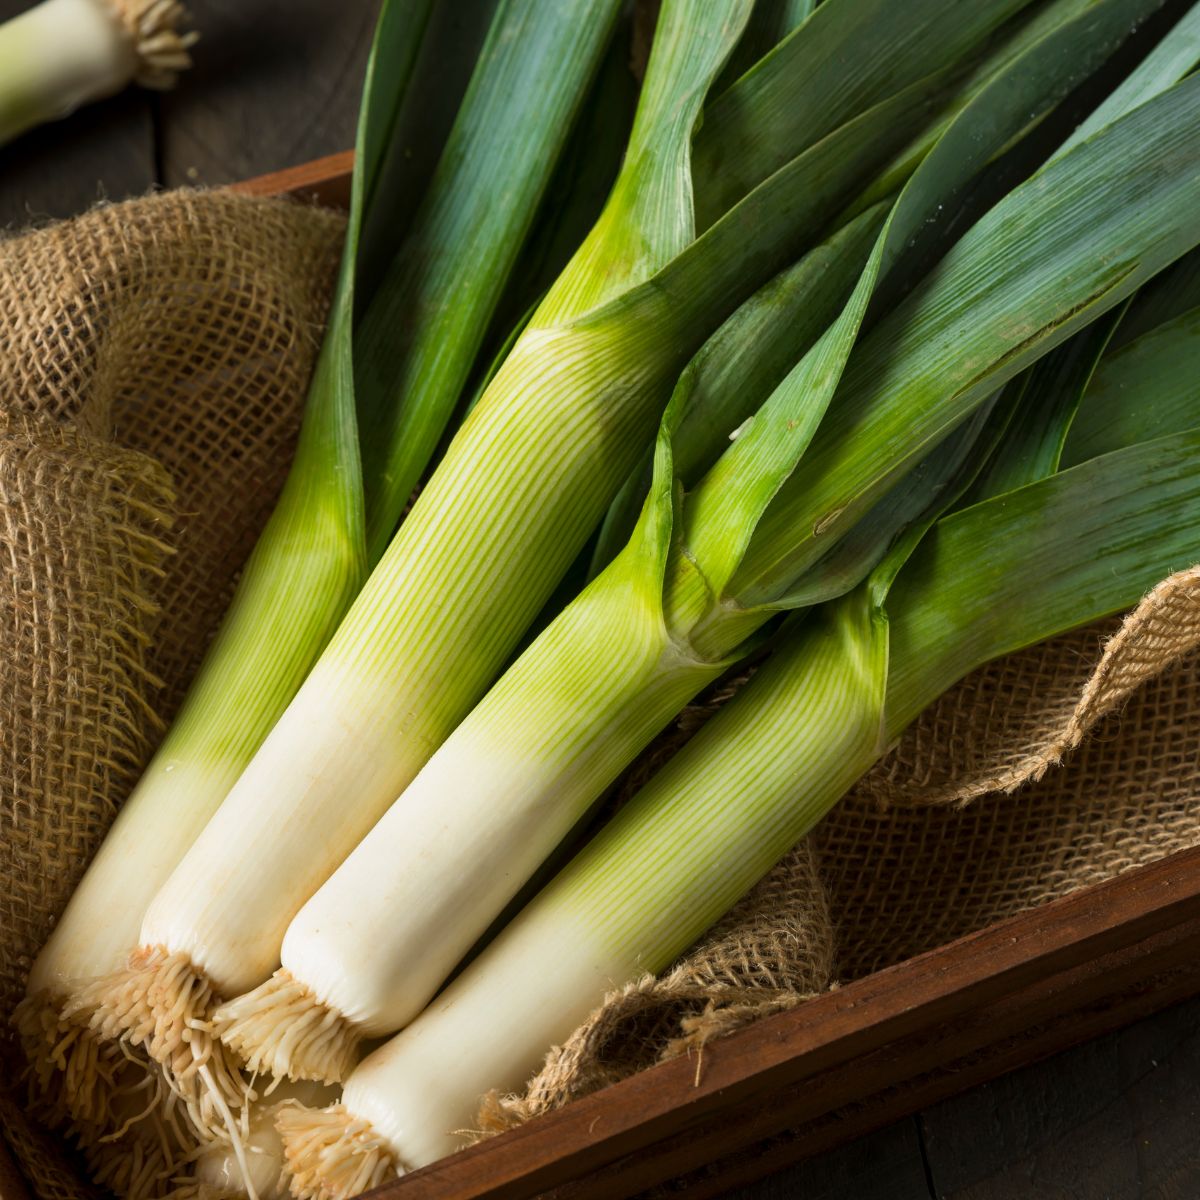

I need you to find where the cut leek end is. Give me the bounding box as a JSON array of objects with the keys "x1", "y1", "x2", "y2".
[
  {"x1": 66, "y1": 946, "x2": 250, "y2": 1143},
  {"x1": 277, "y1": 1103, "x2": 399, "y2": 1200},
  {"x1": 12, "y1": 990, "x2": 127, "y2": 1130},
  {"x1": 214, "y1": 970, "x2": 362, "y2": 1087},
  {"x1": 108, "y1": 0, "x2": 198, "y2": 89}
]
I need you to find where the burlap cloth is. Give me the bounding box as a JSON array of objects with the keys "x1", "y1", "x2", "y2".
[{"x1": 1, "y1": 189, "x2": 1198, "y2": 1198}]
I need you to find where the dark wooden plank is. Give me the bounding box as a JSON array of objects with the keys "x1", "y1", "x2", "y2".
[
  {"x1": 921, "y1": 995, "x2": 1200, "y2": 1200},
  {"x1": 545, "y1": 909, "x2": 1200, "y2": 1200},
  {"x1": 0, "y1": 0, "x2": 155, "y2": 230},
  {"x1": 619, "y1": 919, "x2": 1200, "y2": 1200},
  {"x1": 717, "y1": 1119, "x2": 932, "y2": 1200},
  {"x1": 371, "y1": 846, "x2": 1200, "y2": 1200},
  {"x1": 155, "y1": 0, "x2": 377, "y2": 188}
]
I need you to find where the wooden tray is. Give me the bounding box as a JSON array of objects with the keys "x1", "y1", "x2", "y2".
[{"x1": 3, "y1": 155, "x2": 1197, "y2": 1200}]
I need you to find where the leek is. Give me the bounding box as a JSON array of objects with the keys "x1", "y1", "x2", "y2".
[
  {"x1": 276, "y1": 419, "x2": 1200, "y2": 1189},
  {"x1": 214, "y1": 0, "x2": 1197, "y2": 1088},
  {"x1": 0, "y1": 0, "x2": 195, "y2": 147},
  {"x1": 92, "y1": 0, "x2": 1013, "y2": 1108},
  {"x1": 18, "y1": 0, "x2": 428, "y2": 1137}
]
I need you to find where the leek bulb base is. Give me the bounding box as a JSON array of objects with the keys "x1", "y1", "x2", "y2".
[
  {"x1": 66, "y1": 947, "x2": 249, "y2": 1143},
  {"x1": 213, "y1": 970, "x2": 361, "y2": 1087},
  {"x1": 276, "y1": 1103, "x2": 399, "y2": 1200}
]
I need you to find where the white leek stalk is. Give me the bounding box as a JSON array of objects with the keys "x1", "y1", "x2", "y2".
[
  {"x1": 213, "y1": 0, "x2": 1197, "y2": 1086},
  {"x1": 0, "y1": 0, "x2": 194, "y2": 147},
  {"x1": 277, "y1": 423, "x2": 1200, "y2": 1192}
]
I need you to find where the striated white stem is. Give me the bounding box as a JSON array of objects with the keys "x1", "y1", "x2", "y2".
[
  {"x1": 276, "y1": 581, "x2": 722, "y2": 1039},
  {"x1": 136, "y1": 651, "x2": 415, "y2": 997},
  {"x1": 345, "y1": 911, "x2": 636, "y2": 1170}
]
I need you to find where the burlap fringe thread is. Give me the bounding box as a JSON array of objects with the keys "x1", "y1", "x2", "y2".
[{"x1": 2, "y1": 185, "x2": 1200, "y2": 1197}]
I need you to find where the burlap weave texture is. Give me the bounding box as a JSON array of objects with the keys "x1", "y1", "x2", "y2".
[
  {"x1": 0, "y1": 190, "x2": 343, "y2": 1200},
  {"x1": 1, "y1": 185, "x2": 1197, "y2": 1196}
]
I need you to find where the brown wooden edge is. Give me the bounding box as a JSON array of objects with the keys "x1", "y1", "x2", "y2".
[
  {"x1": 656, "y1": 928, "x2": 1200, "y2": 1200},
  {"x1": 234, "y1": 153, "x2": 1200, "y2": 1200},
  {"x1": 229, "y1": 149, "x2": 355, "y2": 211}
]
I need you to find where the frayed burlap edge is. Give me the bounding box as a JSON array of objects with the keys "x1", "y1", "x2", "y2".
[{"x1": 859, "y1": 565, "x2": 1200, "y2": 808}]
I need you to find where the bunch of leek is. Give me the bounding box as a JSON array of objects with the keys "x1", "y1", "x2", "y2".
[
  {"x1": 72, "y1": 0, "x2": 1035, "y2": 1131},
  {"x1": 211, "y1": 0, "x2": 1200, "y2": 1088},
  {"x1": 0, "y1": 0, "x2": 195, "y2": 147},
  {"x1": 275, "y1": 258, "x2": 1200, "y2": 1199},
  {"x1": 20, "y1": 0, "x2": 620, "y2": 1159}
]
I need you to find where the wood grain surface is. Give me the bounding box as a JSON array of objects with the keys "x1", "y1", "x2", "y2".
[{"x1": 0, "y1": 2, "x2": 1197, "y2": 1197}]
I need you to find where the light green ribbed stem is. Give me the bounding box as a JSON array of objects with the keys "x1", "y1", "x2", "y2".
[{"x1": 567, "y1": 430, "x2": 1200, "y2": 974}]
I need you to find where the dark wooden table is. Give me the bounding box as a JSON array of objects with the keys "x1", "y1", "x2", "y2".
[{"x1": 2, "y1": 2, "x2": 1197, "y2": 1196}]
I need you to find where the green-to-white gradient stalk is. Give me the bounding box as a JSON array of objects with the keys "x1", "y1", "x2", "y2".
[
  {"x1": 0, "y1": 0, "x2": 193, "y2": 147},
  {"x1": 20, "y1": 0, "x2": 430, "y2": 1145},
  {"x1": 283, "y1": 424, "x2": 1200, "y2": 1180},
  {"x1": 22, "y1": 4, "x2": 430, "y2": 978},
  {"x1": 33, "y1": 0, "x2": 621, "y2": 1018},
  {"x1": 209, "y1": 206, "x2": 888, "y2": 1084},
  {"x1": 128, "y1": 0, "x2": 759, "y2": 1004},
  {"x1": 40, "y1": 0, "x2": 624, "y2": 1124},
  {"x1": 218, "y1": 1, "x2": 1200, "y2": 1088}
]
